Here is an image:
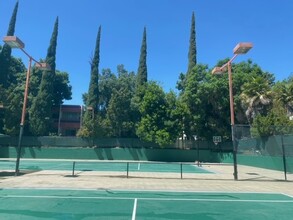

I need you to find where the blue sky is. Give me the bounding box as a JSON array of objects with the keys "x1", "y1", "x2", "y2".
[{"x1": 1, "y1": 0, "x2": 293, "y2": 105}]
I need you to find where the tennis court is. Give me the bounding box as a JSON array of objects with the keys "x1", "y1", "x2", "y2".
[
  {"x1": 0, "y1": 188, "x2": 292, "y2": 219},
  {"x1": 0, "y1": 159, "x2": 213, "y2": 177}
]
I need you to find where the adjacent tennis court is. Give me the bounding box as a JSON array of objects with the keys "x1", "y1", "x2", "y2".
[
  {"x1": 0, "y1": 159, "x2": 213, "y2": 179},
  {"x1": 0, "y1": 188, "x2": 292, "y2": 219}
]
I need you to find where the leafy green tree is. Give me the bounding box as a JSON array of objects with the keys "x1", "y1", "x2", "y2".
[
  {"x1": 3, "y1": 85, "x2": 23, "y2": 135},
  {"x1": 231, "y1": 60, "x2": 274, "y2": 124},
  {"x1": 0, "y1": 57, "x2": 25, "y2": 134},
  {"x1": 178, "y1": 60, "x2": 272, "y2": 141},
  {"x1": 106, "y1": 65, "x2": 136, "y2": 137},
  {"x1": 30, "y1": 17, "x2": 59, "y2": 135},
  {"x1": 180, "y1": 64, "x2": 231, "y2": 140},
  {"x1": 52, "y1": 71, "x2": 72, "y2": 105},
  {"x1": 136, "y1": 82, "x2": 180, "y2": 146},
  {"x1": 136, "y1": 27, "x2": 147, "y2": 88},
  {"x1": 98, "y1": 68, "x2": 117, "y2": 116},
  {"x1": 251, "y1": 101, "x2": 293, "y2": 137}
]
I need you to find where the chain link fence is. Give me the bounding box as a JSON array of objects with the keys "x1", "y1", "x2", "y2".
[{"x1": 234, "y1": 125, "x2": 293, "y2": 181}]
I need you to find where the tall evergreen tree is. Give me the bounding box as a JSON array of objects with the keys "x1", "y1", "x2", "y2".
[
  {"x1": 29, "y1": 17, "x2": 59, "y2": 136},
  {"x1": 177, "y1": 12, "x2": 197, "y2": 94},
  {"x1": 0, "y1": 1, "x2": 18, "y2": 88},
  {"x1": 87, "y1": 26, "x2": 101, "y2": 111},
  {"x1": 78, "y1": 26, "x2": 101, "y2": 137},
  {"x1": 0, "y1": 1, "x2": 19, "y2": 134},
  {"x1": 136, "y1": 27, "x2": 147, "y2": 88},
  {"x1": 187, "y1": 12, "x2": 197, "y2": 74}
]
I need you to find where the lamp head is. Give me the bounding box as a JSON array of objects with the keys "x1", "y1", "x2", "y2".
[
  {"x1": 212, "y1": 66, "x2": 228, "y2": 75},
  {"x1": 3, "y1": 36, "x2": 25, "y2": 49},
  {"x1": 35, "y1": 62, "x2": 51, "y2": 70},
  {"x1": 233, "y1": 42, "x2": 253, "y2": 54}
]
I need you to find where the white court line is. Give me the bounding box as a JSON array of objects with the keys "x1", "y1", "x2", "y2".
[
  {"x1": 132, "y1": 198, "x2": 137, "y2": 220},
  {"x1": 2, "y1": 188, "x2": 291, "y2": 196},
  {"x1": 282, "y1": 193, "x2": 293, "y2": 199},
  {"x1": 1, "y1": 195, "x2": 292, "y2": 203}
]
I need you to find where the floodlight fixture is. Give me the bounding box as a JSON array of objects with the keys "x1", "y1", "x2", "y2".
[
  {"x1": 233, "y1": 42, "x2": 253, "y2": 55},
  {"x1": 3, "y1": 36, "x2": 25, "y2": 48}
]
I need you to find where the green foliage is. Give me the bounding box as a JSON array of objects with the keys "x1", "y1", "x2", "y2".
[
  {"x1": 251, "y1": 102, "x2": 293, "y2": 137},
  {"x1": 1, "y1": 7, "x2": 291, "y2": 143},
  {"x1": 3, "y1": 86, "x2": 22, "y2": 135},
  {"x1": 136, "y1": 82, "x2": 180, "y2": 146},
  {"x1": 87, "y1": 26, "x2": 101, "y2": 111},
  {"x1": 136, "y1": 27, "x2": 147, "y2": 88},
  {"x1": 0, "y1": 1, "x2": 18, "y2": 89},
  {"x1": 273, "y1": 80, "x2": 293, "y2": 113},
  {"x1": 179, "y1": 64, "x2": 230, "y2": 140},
  {"x1": 98, "y1": 68, "x2": 117, "y2": 115},
  {"x1": 106, "y1": 66, "x2": 136, "y2": 137},
  {"x1": 30, "y1": 18, "x2": 59, "y2": 136},
  {"x1": 77, "y1": 114, "x2": 106, "y2": 138},
  {"x1": 240, "y1": 75, "x2": 273, "y2": 123},
  {"x1": 1, "y1": 57, "x2": 26, "y2": 135},
  {"x1": 187, "y1": 12, "x2": 196, "y2": 73},
  {"x1": 53, "y1": 71, "x2": 72, "y2": 105}
]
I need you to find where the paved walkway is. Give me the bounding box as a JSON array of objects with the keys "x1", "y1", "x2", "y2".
[{"x1": 0, "y1": 164, "x2": 292, "y2": 196}]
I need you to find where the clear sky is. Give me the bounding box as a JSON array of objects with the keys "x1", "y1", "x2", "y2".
[{"x1": 1, "y1": 0, "x2": 293, "y2": 105}]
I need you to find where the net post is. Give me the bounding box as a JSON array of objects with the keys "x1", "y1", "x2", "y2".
[
  {"x1": 126, "y1": 162, "x2": 129, "y2": 178},
  {"x1": 231, "y1": 125, "x2": 238, "y2": 180},
  {"x1": 72, "y1": 161, "x2": 75, "y2": 176},
  {"x1": 180, "y1": 163, "x2": 183, "y2": 179}
]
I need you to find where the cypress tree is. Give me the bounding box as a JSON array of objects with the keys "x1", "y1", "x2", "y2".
[
  {"x1": 87, "y1": 26, "x2": 101, "y2": 112},
  {"x1": 187, "y1": 12, "x2": 197, "y2": 73},
  {"x1": 78, "y1": 26, "x2": 102, "y2": 137},
  {"x1": 29, "y1": 17, "x2": 58, "y2": 136},
  {"x1": 136, "y1": 27, "x2": 147, "y2": 88},
  {"x1": 0, "y1": 1, "x2": 18, "y2": 134},
  {"x1": 0, "y1": 1, "x2": 19, "y2": 88}
]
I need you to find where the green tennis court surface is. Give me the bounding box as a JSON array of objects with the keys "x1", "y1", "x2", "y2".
[
  {"x1": 0, "y1": 189, "x2": 292, "y2": 219},
  {"x1": 0, "y1": 159, "x2": 212, "y2": 174}
]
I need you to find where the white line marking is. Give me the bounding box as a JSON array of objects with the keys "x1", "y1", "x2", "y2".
[
  {"x1": 137, "y1": 163, "x2": 140, "y2": 170},
  {"x1": 132, "y1": 198, "x2": 137, "y2": 220},
  {"x1": 1, "y1": 188, "x2": 291, "y2": 197},
  {"x1": 282, "y1": 193, "x2": 293, "y2": 199},
  {"x1": 1, "y1": 195, "x2": 292, "y2": 203}
]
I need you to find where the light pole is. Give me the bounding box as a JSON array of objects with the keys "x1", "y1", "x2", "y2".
[
  {"x1": 3, "y1": 36, "x2": 50, "y2": 176},
  {"x1": 212, "y1": 42, "x2": 253, "y2": 180}
]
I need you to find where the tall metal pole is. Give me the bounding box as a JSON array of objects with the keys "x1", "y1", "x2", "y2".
[
  {"x1": 212, "y1": 43, "x2": 253, "y2": 181},
  {"x1": 227, "y1": 62, "x2": 238, "y2": 180},
  {"x1": 15, "y1": 57, "x2": 32, "y2": 176},
  {"x1": 281, "y1": 135, "x2": 287, "y2": 181},
  {"x1": 58, "y1": 104, "x2": 62, "y2": 135}
]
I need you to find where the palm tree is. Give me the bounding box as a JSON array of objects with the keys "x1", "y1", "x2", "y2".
[
  {"x1": 274, "y1": 81, "x2": 293, "y2": 116},
  {"x1": 240, "y1": 76, "x2": 273, "y2": 123}
]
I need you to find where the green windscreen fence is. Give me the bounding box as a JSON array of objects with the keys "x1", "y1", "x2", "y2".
[
  {"x1": 0, "y1": 136, "x2": 233, "y2": 162},
  {"x1": 234, "y1": 125, "x2": 293, "y2": 180}
]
